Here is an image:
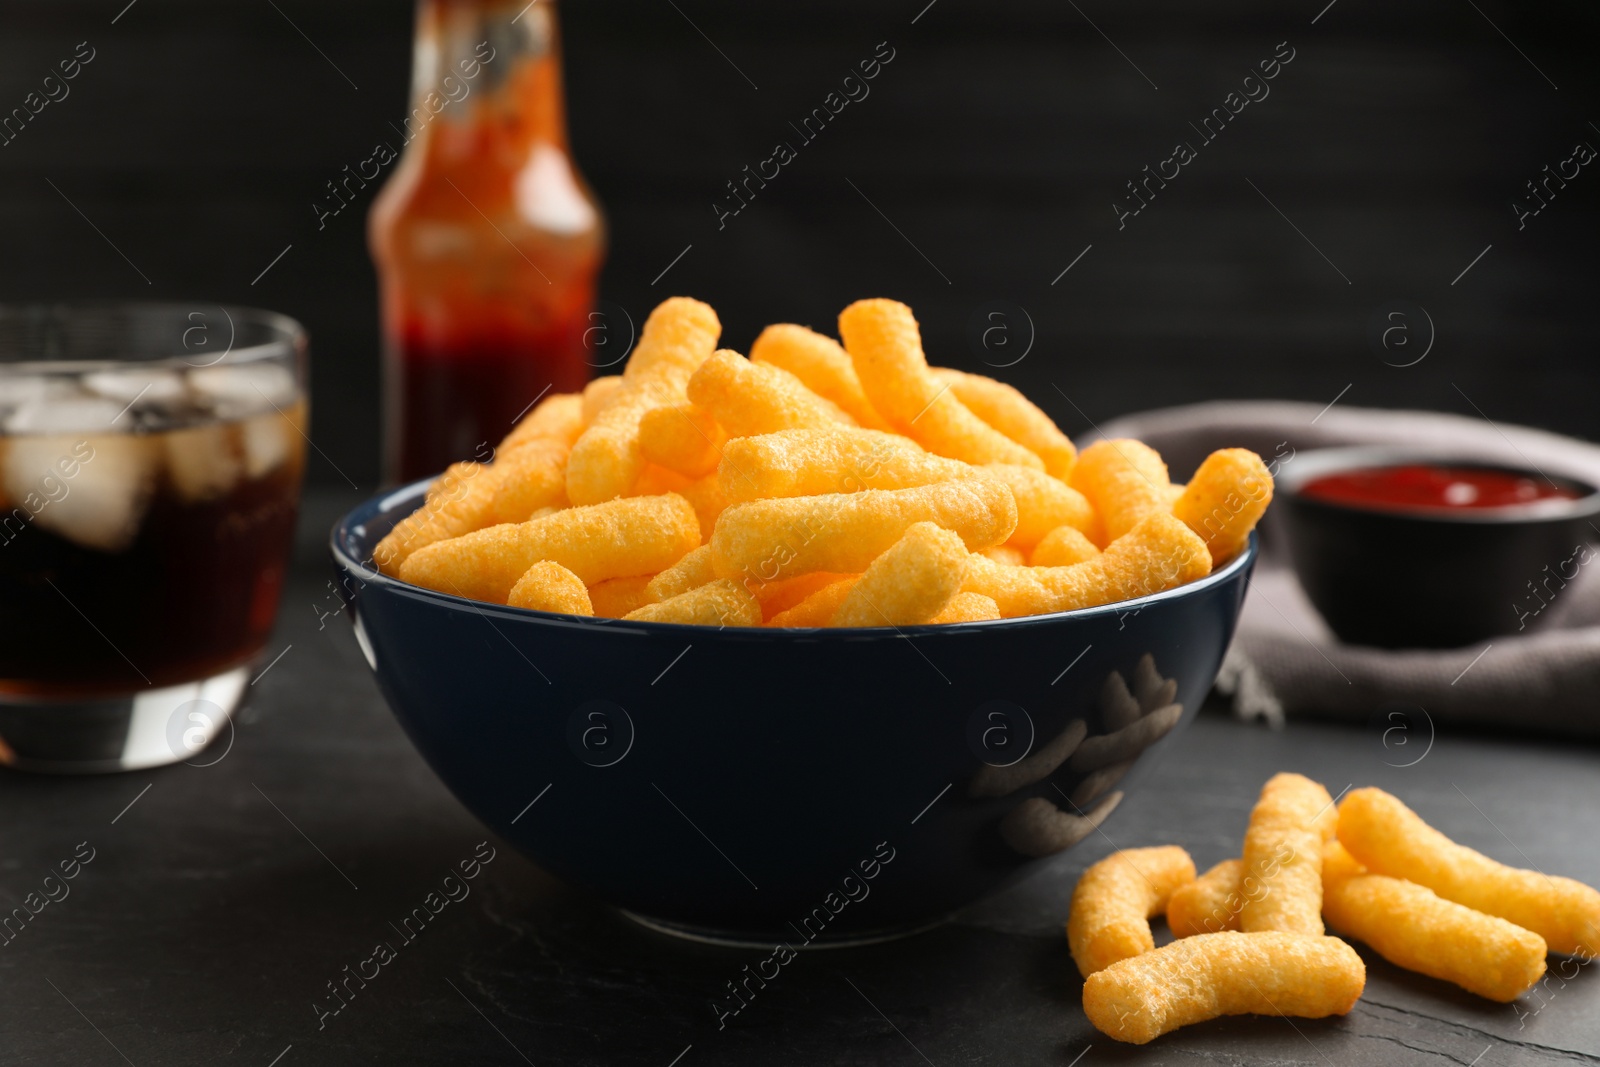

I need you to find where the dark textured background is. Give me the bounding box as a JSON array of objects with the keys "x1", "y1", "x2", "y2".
[{"x1": 2, "y1": 0, "x2": 1597, "y2": 487}]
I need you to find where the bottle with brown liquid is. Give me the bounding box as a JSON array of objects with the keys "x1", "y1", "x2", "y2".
[{"x1": 370, "y1": 0, "x2": 604, "y2": 483}]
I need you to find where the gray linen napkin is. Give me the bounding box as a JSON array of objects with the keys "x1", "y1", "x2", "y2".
[{"x1": 1093, "y1": 401, "x2": 1600, "y2": 739}]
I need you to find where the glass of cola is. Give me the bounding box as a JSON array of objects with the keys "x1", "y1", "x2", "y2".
[{"x1": 0, "y1": 303, "x2": 307, "y2": 772}]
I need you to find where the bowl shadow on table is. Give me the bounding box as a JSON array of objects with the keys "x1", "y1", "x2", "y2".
[
  {"x1": 135, "y1": 830, "x2": 743, "y2": 1041},
  {"x1": 468, "y1": 899, "x2": 1081, "y2": 1055},
  {"x1": 239, "y1": 840, "x2": 1059, "y2": 1055},
  {"x1": 130, "y1": 822, "x2": 1043, "y2": 1022},
  {"x1": 169, "y1": 825, "x2": 1067, "y2": 1053}
]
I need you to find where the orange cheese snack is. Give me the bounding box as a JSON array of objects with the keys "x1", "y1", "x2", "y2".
[
  {"x1": 375, "y1": 392, "x2": 581, "y2": 573},
  {"x1": 400, "y1": 493, "x2": 700, "y2": 604},
  {"x1": 1083, "y1": 932, "x2": 1364, "y2": 1044},
  {"x1": 962, "y1": 511, "x2": 1210, "y2": 617},
  {"x1": 374, "y1": 461, "x2": 493, "y2": 575},
  {"x1": 1238, "y1": 773, "x2": 1335, "y2": 936},
  {"x1": 748, "y1": 570, "x2": 854, "y2": 621},
  {"x1": 587, "y1": 575, "x2": 656, "y2": 618},
  {"x1": 928, "y1": 591, "x2": 1001, "y2": 623},
  {"x1": 838, "y1": 299, "x2": 1042, "y2": 468},
  {"x1": 384, "y1": 296, "x2": 1275, "y2": 626},
  {"x1": 1321, "y1": 840, "x2": 1547, "y2": 1003},
  {"x1": 766, "y1": 577, "x2": 860, "y2": 628},
  {"x1": 1067, "y1": 846, "x2": 1196, "y2": 977},
  {"x1": 686, "y1": 350, "x2": 856, "y2": 438},
  {"x1": 623, "y1": 579, "x2": 761, "y2": 627},
  {"x1": 638, "y1": 402, "x2": 725, "y2": 479},
  {"x1": 1338, "y1": 787, "x2": 1600, "y2": 957},
  {"x1": 1173, "y1": 448, "x2": 1273, "y2": 565},
  {"x1": 507, "y1": 560, "x2": 593, "y2": 615},
  {"x1": 501, "y1": 392, "x2": 585, "y2": 452},
  {"x1": 750, "y1": 323, "x2": 890, "y2": 429},
  {"x1": 710, "y1": 478, "x2": 1018, "y2": 583},
  {"x1": 829, "y1": 522, "x2": 968, "y2": 627},
  {"x1": 1167, "y1": 859, "x2": 1244, "y2": 937},
  {"x1": 718, "y1": 428, "x2": 966, "y2": 504},
  {"x1": 983, "y1": 463, "x2": 1095, "y2": 549},
  {"x1": 1030, "y1": 524, "x2": 1100, "y2": 568},
  {"x1": 645, "y1": 544, "x2": 716, "y2": 603},
  {"x1": 980, "y1": 544, "x2": 1028, "y2": 567},
  {"x1": 581, "y1": 375, "x2": 624, "y2": 424},
  {"x1": 1069, "y1": 439, "x2": 1171, "y2": 543},
  {"x1": 567, "y1": 297, "x2": 720, "y2": 504},
  {"x1": 931, "y1": 367, "x2": 1076, "y2": 479}
]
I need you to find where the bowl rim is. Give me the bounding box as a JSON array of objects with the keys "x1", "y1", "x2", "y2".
[
  {"x1": 1276, "y1": 445, "x2": 1600, "y2": 524},
  {"x1": 330, "y1": 478, "x2": 1258, "y2": 638}
]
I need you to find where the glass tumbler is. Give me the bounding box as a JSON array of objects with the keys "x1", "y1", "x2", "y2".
[{"x1": 0, "y1": 303, "x2": 307, "y2": 772}]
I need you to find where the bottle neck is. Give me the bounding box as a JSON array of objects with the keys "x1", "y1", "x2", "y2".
[{"x1": 405, "y1": 0, "x2": 569, "y2": 158}]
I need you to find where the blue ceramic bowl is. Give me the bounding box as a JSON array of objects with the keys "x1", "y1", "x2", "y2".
[{"x1": 332, "y1": 482, "x2": 1256, "y2": 945}]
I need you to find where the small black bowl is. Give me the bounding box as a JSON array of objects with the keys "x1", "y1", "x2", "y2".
[
  {"x1": 1278, "y1": 447, "x2": 1600, "y2": 649},
  {"x1": 331, "y1": 481, "x2": 1257, "y2": 945}
]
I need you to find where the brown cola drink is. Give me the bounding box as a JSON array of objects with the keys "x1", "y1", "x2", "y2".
[{"x1": 0, "y1": 304, "x2": 308, "y2": 770}]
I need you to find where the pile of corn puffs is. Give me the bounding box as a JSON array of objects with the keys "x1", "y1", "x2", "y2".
[{"x1": 377, "y1": 297, "x2": 1271, "y2": 627}]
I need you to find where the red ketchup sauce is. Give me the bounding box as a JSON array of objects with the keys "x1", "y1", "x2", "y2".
[{"x1": 1299, "y1": 464, "x2": 1583, "y2": 512}]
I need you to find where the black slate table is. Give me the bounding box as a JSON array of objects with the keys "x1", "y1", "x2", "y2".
[{"x1": 4, "y1": 491, "x2": 1597, "y2": 1067}]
